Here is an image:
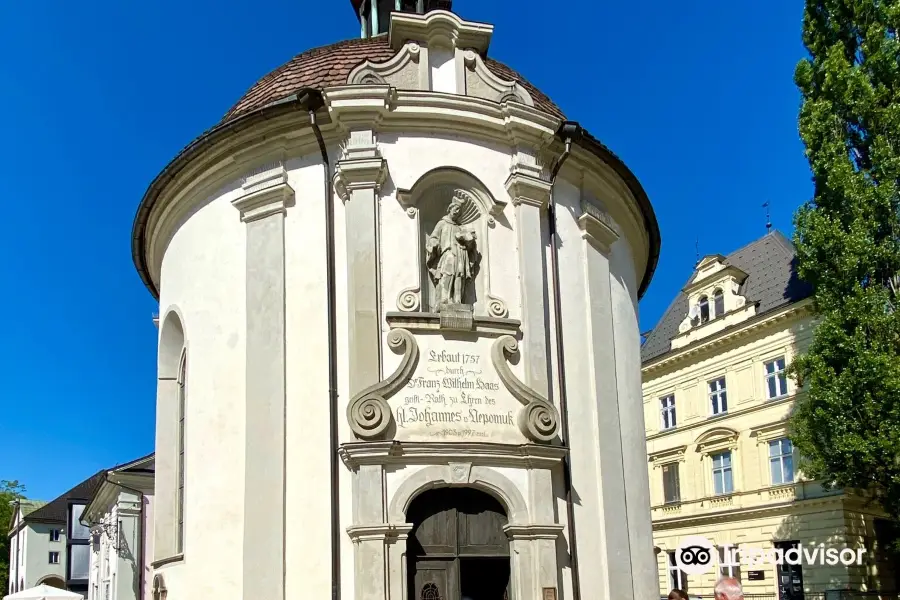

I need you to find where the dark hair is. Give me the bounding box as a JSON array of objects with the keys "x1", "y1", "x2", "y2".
[{"x1": 668, "y1": 591, "x2": 689, "y2": 600}]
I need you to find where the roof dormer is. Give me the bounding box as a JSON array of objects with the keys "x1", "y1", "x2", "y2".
[{"x1": 673, "y1": 255, "x2": 755, "y2": 347}]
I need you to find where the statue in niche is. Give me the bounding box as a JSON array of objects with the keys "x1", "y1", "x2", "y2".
[{"x1": 425, "y1": 195, "x2": 480, "y2": 310}]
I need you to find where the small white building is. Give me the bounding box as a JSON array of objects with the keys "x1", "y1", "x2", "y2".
[
  {"x1": 80, "y1": 456, "x2": 154, "y2": 600},
  {"x1": 135, "y1": 2, "x2": 661, "y2": 599},
  {"x1": 7, "y1": 474, "x2": 105, "y2": 596}
]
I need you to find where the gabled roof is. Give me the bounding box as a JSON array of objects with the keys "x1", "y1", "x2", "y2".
[
  {"x1": 23, "y1": 471, "x2": 106, "y2": 524},
  {"x1": 82, "y1": 453, "x2": 155, "y2": 526},
  {"x1": 641, "y1": 230, "x2": 812, "y2": 364},
  {"x1": 19, "y1": 500, "x2": 47, "y2": 517}
]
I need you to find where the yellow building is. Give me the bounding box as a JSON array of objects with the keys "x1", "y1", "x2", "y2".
[{"x1": 640, "y1": 231, "x2": 898, "y2": 598}]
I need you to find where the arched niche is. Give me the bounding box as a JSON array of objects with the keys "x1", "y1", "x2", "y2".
[
  {"x1": 158, "y1": 307, "x2": 186, "y2": 380},
  {"x1": 396, "y1": 167, "x2": 508, "y2": 317}
]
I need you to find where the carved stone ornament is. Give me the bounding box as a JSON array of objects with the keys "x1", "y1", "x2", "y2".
[
  {"x1": 425, "y1": 194, "x2": 481, "y2": 311},
  {"x1": 346, "y1": 328, "x2": 419, "y2": 439},
  {"x1": 396, "y1": 285, "x2": 421, "y2": 312},
  {"x1": 491, "y1": 336, "x2": 560, "y2": 442},
  {"x1": 486, "y1": 294, "x2": 509, "y2": 318}
]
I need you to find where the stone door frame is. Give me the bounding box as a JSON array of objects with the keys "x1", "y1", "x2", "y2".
[{"x1": 340, "y1": 441, "x2": 567, "y2": 600}]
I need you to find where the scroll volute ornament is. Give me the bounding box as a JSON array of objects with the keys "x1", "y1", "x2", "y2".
[
  {"x1": 346, "y1": 328, "x2": 419, "y2": 439},
  {"x1": 491, "y1": 335, "x2": 560, "y2": 442}
]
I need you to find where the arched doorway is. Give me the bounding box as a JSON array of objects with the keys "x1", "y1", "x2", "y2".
[
  {"x1": 37, "y1": 576, "x2": 65, "y2": 590},
  {"x1": 407, "y1": 487, "x2": 510, "y2": 600}
]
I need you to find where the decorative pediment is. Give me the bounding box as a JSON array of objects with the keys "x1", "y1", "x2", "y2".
[
  {"x1": 648, "y1": 445, "x2": 687, "y2": 466},
  {"x1": 348, "y1": 42, "x2": 426, "y2": 90},
  {"x1": 462, "y1": 50, "x2": 534, "y2": 108},
  {"x1": 695, "y1": 427, "x2": 740, "y2": 454},
  {"x1": 749, "y1": 421, "x2": 789, "y2": 443}
]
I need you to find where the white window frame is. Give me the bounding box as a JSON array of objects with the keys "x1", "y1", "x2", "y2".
[
  {"x1": 765, "y1": 356, "x2": 788, "y2": 399},
  {"x1": 660, "y1": 394, "x2": 677, "y2": 430},
  {"x1": 667, "y1": 550, "x2": 688, "y2": 591},
  {"x1": 708, "y1": 377, "x2": 728, "y2": 416},
  {"x1": 49, "y1": 551, "x2": 60, "y2": 564},
  {"x1": 712, "y1": 450, "x2": 734, "y2": 495},
  {"x1": 713, "y1": 288, "x2": 725, "y2": 318},
  {"x1": 717, "y1": 545, "x2": 741, "y2": 579},
  {"x1": 49, "y1": 528, "x2": 60, "y2": 542},
  {"x1": 769, "y1": 438, "x2": 795, "y2": 485}
]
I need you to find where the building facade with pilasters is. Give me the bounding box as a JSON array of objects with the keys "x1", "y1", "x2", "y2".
[
  {"x1": 134, "y1": 3, "x2": 661, "y2": 600},
  {"x1": 641, "y1": 231, "x2": 899, "y2": 598}
]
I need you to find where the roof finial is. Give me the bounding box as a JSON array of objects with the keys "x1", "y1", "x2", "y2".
[
  {"x1": 695, "y1": 236, "x2": 700, "y2": 266},
  {"x1": 763, "y1": 201, "x2": 772, "y2": 233}
]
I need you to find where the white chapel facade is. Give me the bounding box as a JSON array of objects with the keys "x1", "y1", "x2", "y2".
[{"x1": 133, "y1": 3, "x2": 661, "y2": 600}]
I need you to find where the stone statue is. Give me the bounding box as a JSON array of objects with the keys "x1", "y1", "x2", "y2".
[{"x1": 425, "y1": 196, "x2": 480, "y2": 310}]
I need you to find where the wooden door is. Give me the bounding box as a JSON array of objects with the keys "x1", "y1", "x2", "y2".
[{"x1": 408, "y1": 488, "x2": 510, "y2": 600}]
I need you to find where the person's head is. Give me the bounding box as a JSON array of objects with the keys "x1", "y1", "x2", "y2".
[
  {"x1": 667, "y1": 590, "x2": 689, "y2": 600},
  {"x1": 448, "y1": 198, "x2": 464, "y2": 221},
  {"x1": 714, "y1": 577, "x2": 743, "y2": 600}
]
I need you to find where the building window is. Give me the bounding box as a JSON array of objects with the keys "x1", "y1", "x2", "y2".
[
  {"x1": 50, "y1": 528, "x2": 60, "y2": 542},
  {"x1": 712, "y1": 451, "x2": 734, "y2": 495},
  {"x1": 176, "y1": 351, "x2": 187, "y2": 555},
  {"x1": 660, "y1": 395, "x2": 677, "y2": 430},
  {"x1": 718, "y1": 545, "x2": 741, "y2": 580},
  {"x1": 765, "y1": 357, "x2": 788, "y2": 399},
  {"x1": 709, "y1": 377, "x2": 728, "y2": 415},
  {"x1": 662, "y1": 463, "x2": 681, "y2": 504},
  {"x1": 713, "y1": 288, "x2": 725, "y2": 317},
  {"x1": 769, "y1": 438, "x2": 795, "y2": 485},
  {"x1": 68, "y1": 503, "x2": 91, "y2": 583},
  {"x1": 49, "y1": 551, "x2": 60, "y2": 564},
  {"x1": 699, "y1": 295, "x2": 710, "y2": 323},
  {"x1": 667, "y1": 550, "x2": 688, "y2": 591}
]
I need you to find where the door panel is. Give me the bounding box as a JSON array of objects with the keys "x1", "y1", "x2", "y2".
[{"x1": 412, "y1": 559, "x2": 458, "y2": 600}]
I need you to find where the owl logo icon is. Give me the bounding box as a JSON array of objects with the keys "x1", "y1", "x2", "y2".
[{"x1": 675, "y1": 535, "x2": 717, "y2": 575}]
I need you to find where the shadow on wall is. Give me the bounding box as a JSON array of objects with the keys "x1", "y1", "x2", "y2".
[{"x1": 772, "y1": 505, "x2": 900, "y2": 595}]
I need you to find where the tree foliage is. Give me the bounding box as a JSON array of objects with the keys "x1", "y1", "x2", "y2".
[
  {"x1": 790, "y1": 0, "x2": 900, "y2": 521},
  {"x1": 0, "y1": 480, "x2": 27, "y2": 594}
]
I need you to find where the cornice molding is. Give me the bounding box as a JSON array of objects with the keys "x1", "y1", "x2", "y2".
[
  {"x1": 578, "y1": 212, "x2": 619, "y2": 254},
  {"x1": 646, "y1": 394, "x2": 797, "y2": 442},
  {"x1": 642, "y1": 300, "x2": 815, "y2": 375},
  {"x1": 346, "y1": 523, "x2": 413, "y2": 543},
  {"x1": 389, "y1": 10, "x2": 493, "y2": 54},
  {"x1": 651, "y1": 491, "x2": 847, "y2": 530},
  {"x1": 338, "y1": 440, "x2": 567, "y2": 470},
  {"x1": 334, "y1": 156, "x2": 388, "y2": 202},
  {"x1": 505, "y1": 171, "x2": 551, "y2": 209},
  {"x1": 502, "y1": 523, "x2": 564, "y2": 540}
]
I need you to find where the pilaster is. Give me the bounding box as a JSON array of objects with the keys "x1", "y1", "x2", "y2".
[
  {"x1": 505, "y1": 168, "x2": 552, "y2": 398},
  {"x1": 335, "y1": 130, "x2": 389, "y2": 395},
  {"x1": 232, "y1": 163, "x2": 292, "y2": 600},
  {"x1": 570, "y1": 206, "x2": 635, "y2": 597}
]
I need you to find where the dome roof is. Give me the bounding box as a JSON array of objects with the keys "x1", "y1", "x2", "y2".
[{"x1": 222, "y1": 36, "x2": 565, "y2": 123}]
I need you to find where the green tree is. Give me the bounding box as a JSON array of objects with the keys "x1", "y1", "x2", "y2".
[
  {"x1": 790, "y1": 0, "x2": 900, "y2": 523},
  {"x1": 0, "y1": 480, "x2": 27, "y2": 594}
]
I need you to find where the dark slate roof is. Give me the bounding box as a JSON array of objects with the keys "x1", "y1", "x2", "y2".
[
  {"x1": 222, "y1": 36, "x2": 564, "y2": 123},
  {"x1": 24, "y1": 471, "x2": 106, "y2": 524},
  {"x1": 640, "y1": 230, "x2": 812, "y2": 364}
]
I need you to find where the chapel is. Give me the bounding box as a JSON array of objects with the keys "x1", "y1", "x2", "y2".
[{"x1": 132, "y1": 2, "x2": 661, "y2": 599}]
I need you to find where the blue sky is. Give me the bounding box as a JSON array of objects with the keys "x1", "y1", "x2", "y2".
[{"x1": 0, "y1": 0, "x2": 810, "y2": 500}]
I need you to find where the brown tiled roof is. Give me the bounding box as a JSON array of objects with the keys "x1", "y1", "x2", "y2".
[{"x1": 222, "y1": 36, "x2": 564, "y2": 123}]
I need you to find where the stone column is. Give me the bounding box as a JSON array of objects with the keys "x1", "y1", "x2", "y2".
[
  {"x1": 505, "y1": 169, "x2": 552, "y2": 397},
  {"x1": 335, "y1": 130, "x2": 388, "y2": 394},
  {"x1": 232, "y1": 164, "x2": 294, "y2": 600},
  {"x1": 116, "y1": 492, "x2": 142, "y2": 600}
]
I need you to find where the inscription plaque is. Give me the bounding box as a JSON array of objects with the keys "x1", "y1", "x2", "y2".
[{"x1": 386, "y1": 333, "x2": 526, "y2": 443}]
